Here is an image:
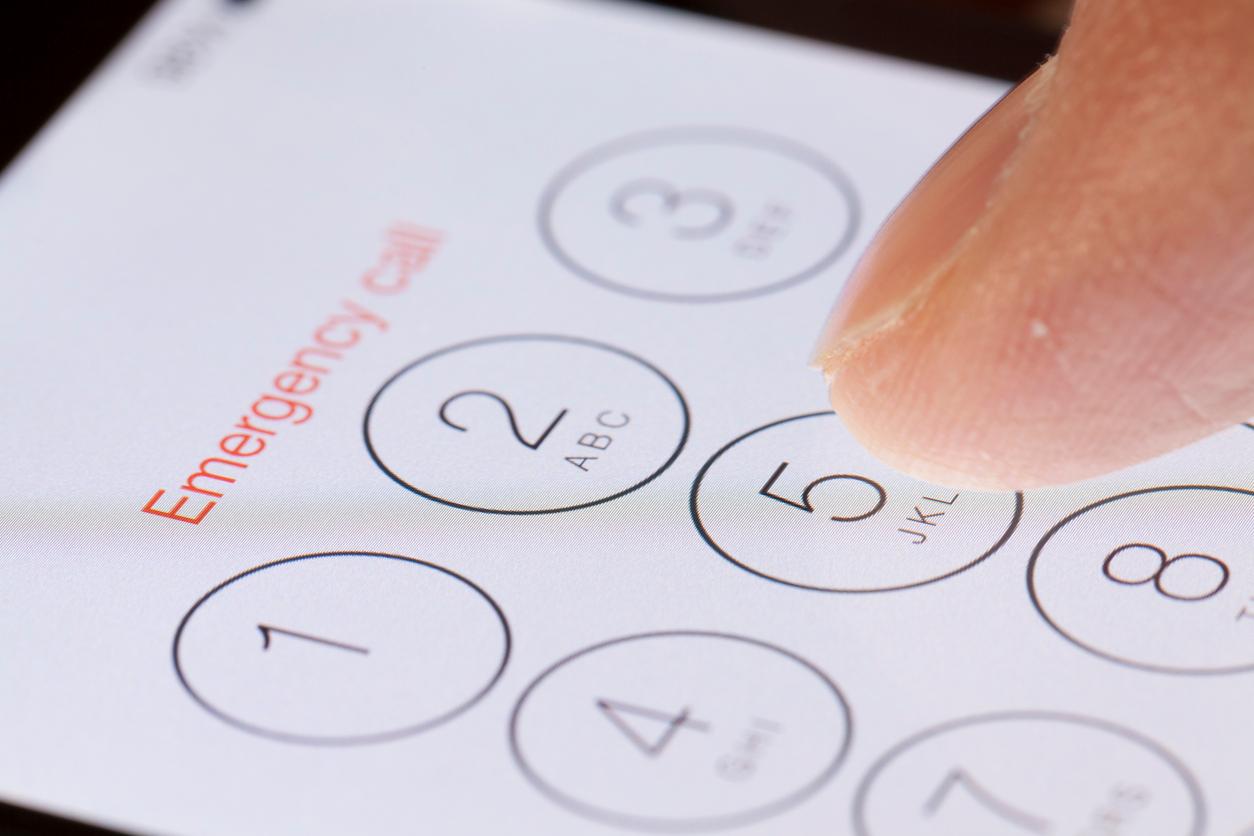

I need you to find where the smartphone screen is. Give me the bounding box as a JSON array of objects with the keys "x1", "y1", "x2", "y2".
[{"x1": 1, "y1": 1, "x2": 1247, "y2": 833}]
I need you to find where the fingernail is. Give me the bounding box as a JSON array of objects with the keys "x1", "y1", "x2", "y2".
[{"x1": 810, "y1": 62, "x2": 1055, "y2": 374}]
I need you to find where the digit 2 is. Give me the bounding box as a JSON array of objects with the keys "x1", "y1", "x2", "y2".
[{"x1": 439, "y1": 390, "x2": 568, "y2": 450}]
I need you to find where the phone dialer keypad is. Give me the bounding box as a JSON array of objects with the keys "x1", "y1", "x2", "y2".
[
  {"x1": 509, "y1": 631, "x2": 851, "y2": 830},
  {"x1": 364, "y1": 335, "x2": 689, "y2": 515},
  {"x1": 541, "y1": 127, "x2": 859, "y2": 303},
  {"x1": 853, "y1": 712, "x2": 1204, "y2": 836},
  {"x1": 691, "y1": 412, "x2": 1022, "y2": 592},
  {"x1": 1030, "y1": 485, "x2": 1254, "y2": 674},
  {"x1": 173, "y1": 552, "x2": 509, "y2": 745}
]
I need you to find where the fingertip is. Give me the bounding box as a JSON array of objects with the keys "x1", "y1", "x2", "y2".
[{"x1": 816, "y1": 0, "x2": 1254, "y2": 490}]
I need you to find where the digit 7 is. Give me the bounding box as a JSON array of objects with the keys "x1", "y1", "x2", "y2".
[{"x1": 923, "y1": 768, "x2": 1050, "y2": 833}]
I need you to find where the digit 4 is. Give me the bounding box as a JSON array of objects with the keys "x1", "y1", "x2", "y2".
[{"x1": 596, "y1": 698, "x2": 709, "y2": 757}]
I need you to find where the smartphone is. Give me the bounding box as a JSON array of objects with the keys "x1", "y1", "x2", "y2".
[{"x1": 1, "y1": 1, "x2": 1247, "y2": 834}]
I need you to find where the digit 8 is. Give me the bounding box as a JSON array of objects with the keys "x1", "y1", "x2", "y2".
[{"x1": 1101, "y1": 543, "x2": 1230, "y2": 602}]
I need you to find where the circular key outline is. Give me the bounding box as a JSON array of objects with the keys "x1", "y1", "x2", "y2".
[
  {"x1": 538, "y1": 126, "x2": 862, "y2": 304},
  {"x1": 363, "y1": 334, "x2": 691, "y2": 515},
  {"x1": 1028, "y1": 484, "x2": 1254, "y2": 676},
  {"x1": 690, "y1": 412, "x2": 1025, "y2": 594},
  {"x1": 172, "y1": 550, "x2": 512, "y2": 746},
  {"x1": 508, "y1": 629, "x2": 854, "y2": 832},
  {"x1": 851, "y1": 709, "x2": 1206, "y2": 836}
]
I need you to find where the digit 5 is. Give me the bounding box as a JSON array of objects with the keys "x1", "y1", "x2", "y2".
[{"x1": 758, "y1": 461, "x2": 887, "y2": 523}]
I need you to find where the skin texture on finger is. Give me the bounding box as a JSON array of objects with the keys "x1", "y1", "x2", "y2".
[{"x1": 814, "y1": 0, "x2": 1254, "y2": 490}]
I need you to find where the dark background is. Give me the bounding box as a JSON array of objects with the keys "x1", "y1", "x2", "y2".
[
  {"x1": 0, "y1": 0, "x2": 1063, "y2": 832},
  {"x1": 0, "y1": 0, "x2": 1065, "y2": 171}
]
